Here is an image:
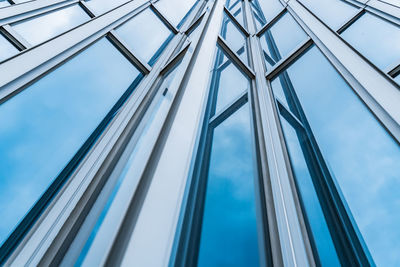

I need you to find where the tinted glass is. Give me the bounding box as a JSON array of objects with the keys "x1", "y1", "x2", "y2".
[
  {"x1": 227, "y1": 0, "x2": 244, "y2": 26},
  {"x1": 299, "y1": 0, "x2": 357, "y2": 30},
  {"x1": 214, "y1": 48, "x2": 249, "y2": 114},
  {"x1": 11, "y1": 5, "x2": 90, "y2": 46},
  {"x1": 253, "y1": 0, "x2": 283, "y2": 26},
  {"x1": 198, "y1": 103, "x2": 260, "y2": 267},
  {"x1": 341, "y1": 13, "x2": 400, "y2": 70},
  {"x1": 278, "y1": 116, "x2": 340, "y2": 266},
  {"x1": 221, "y1": 14, "x2": 248, "y2": 63},
  {"x1": 0, "y1": 0, "x2": 10, "y2": 8},
  {"x1": 116, "y1": 8, "x2": 172, "y2": 65},
  {"x1": 0, "y1": 33, "x2": 18, "y2": 62},
  {"x1": 154, "y1": 0, "x2": 196, "y2": 28},
  {"x1": 278, "y1": 46, "x2": 400, "y2": 266},
  {"x1": 85, "y1": 0, "x2": 133, "y2": 15},
  {"x1": 0, "y1": 39, "x2": 141, "y2": 245},
  {"x1": 260, "y1": 12, "x2": 307, "y2": 69}
]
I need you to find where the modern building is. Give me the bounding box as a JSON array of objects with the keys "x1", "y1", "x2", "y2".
[{"x1": 0, "y1": 0, "x2": 399, "y2": 266}]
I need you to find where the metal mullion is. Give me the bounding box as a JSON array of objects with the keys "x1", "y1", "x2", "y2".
[
  {"x1": 0, "y1": 24, "x2": 30, "y2": 50},
  {"x1": 336, "y1": 8, "x2": 365, "y2": 33},
  {"x1": 78, "y1": 0, "x2": 96, "y2": 18},
  {"x1": 388, "y1": 63, "x2": 400, "y2": 78},
  {"x1": 150, "y1": 3, "x2": 179, "y2": 34},
  {"x1": 217, "y1": 35, "x2": 255, "y2": 79},
  {"x1": 224, "y1": 6, "x2": 249, "y2": 36},
  {"x1": 365, "y1": 0, "x2": 400, "y2": 22},
  {"x1": 266, "y1": 38, "x2": 312, "y2": 80},
  {"x1": 256, "y1": 7, "x2": 286, "y2": 37},
  {"x1": 107, "y1": 30, "x2": 151, "y2": 75},
  {"x1": 276, "y1": 101, "x2": 304, "y2": 131},
  {"x1": 161, "y1": 38, "x2": 190, "y2": 74},
  {"x1": 184, "y1": 9, "x2": 206, "y2": 35}
]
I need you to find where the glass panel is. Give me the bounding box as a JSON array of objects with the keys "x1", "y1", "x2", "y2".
[
  {"x1": 298, "y1": 0, "x2": 357, "y2": 30},
  {"x1": 0, "y1": 39, "x2": 142, "y2": 246},
  {"x1": 278, "y1": 46, "x2": 400, "y2": 266},
  {"x1": 198, "y1": 103, "x2": 261, "y2": 267},
  {"x1": 85, "y1": 0, "x2": 132, "y2": 15},
  {"x1": 259, "y1": 12, "x2": 307, "y2": 70},
  {"x1": 252, "y1": 0, "x2": 283, "y2": 26},
  {"x1": 279, "y1": 116, "x2": 340, "y2": 266},
  {"x1": 11, "y1": 4, "x2": 90, "y2": 46},
  {"x1": 341, "y1": 13, "x2": 400, "y2": 70},
  {"x1": 395, "y1": 74, "x2": 400, "y2": 84},
  {"x1": 221, "y1": 14, "x2": 247, "y2": 63},
  {"x1": 0, "y1": 0, "x2": 10, "y2": 8},
  {"x1": 116, "y1": 8, "x2": 172, "y2": 65},
  {"x1": 227, "y1": 0, "x2": 244, "y2": 26},
  {"x1": 0, "y1": 33, "x2": 18, "y2": 62},
  {"x1": 214, "y1": 47, "x2": 249, "y2": 114},
  {"x1": 154, "y1": 0, "x2": 196, "y2": 28}
]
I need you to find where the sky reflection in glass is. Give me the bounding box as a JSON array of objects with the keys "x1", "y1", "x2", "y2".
[
  {"x1": 278, "y1": 116, "x2": 340, "y2": 266},
  {"x1": 0, "y1": 33, "x2": 18, "y2": 62},
  {"x1": 0, "y1": 39, "x2": 141, "y2": 245},
  {"x1": 85, "y1": 0, "x2": 131, "y2": 15},
  {"x1": 11, "y1": 4, "x2": 90, "y2": 46},
  {"x1": 341, "y1": 13, "x2": 400, "y2": 70},
  {"x1": 394, "y1": 74, "x2": 400, "y2": 85},
  {"x1": 299, "y1": 0, "x2": 356, "y2": 30},
  {"x1": 253, "y1": 0, "x2": 283, "y2": 26},
  {"x1": 155, "y1": 0, "x2": 196, "y2": 28},
  {"x1": 280, "y1": 46, "x2": 400, "y2": 266},
  {"x1": 0, "y1": 0, "x2": 10, "y2": 8},
  {"x1": 116, "y1": 8, "x2": 172, "y2": 65},
  {"x1": 227, "y1": 0, "x2": 244, "y2": 26},
  {"x1": 198, "y1": 103, "x2": 260, "y2": 267},
  {"x1": 221, "y1": 14, "x2": 247, "y2": 63}
]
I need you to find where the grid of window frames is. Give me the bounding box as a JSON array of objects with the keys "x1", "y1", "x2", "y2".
[{"x1": 0, "y1": 0, "x2": 201, "y2": 264}]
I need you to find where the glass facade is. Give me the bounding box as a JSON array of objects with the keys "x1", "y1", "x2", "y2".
[{"x1": 0, "y1": 0, "x2": 400, "y2": 266}]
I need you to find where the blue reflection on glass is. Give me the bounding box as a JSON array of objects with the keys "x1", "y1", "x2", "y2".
[
  {"x1": 85, "y1": 0, "x2": 131, "y2": 15},
  {"x1": 221, "y1": 14, "x2": 248, "y2": 63},
  {"x1": 299, "y1": 0, "x2": 356, "y2": 30},
  {"x1": 116, "y1": 8, "x2": 172, "y2": 65},
  {"x1": 0, "y1": 0, "x2": 10, "y2": 8},
  {"x1": 214, "y1": 48, "x2": 249, "y2": 114},
  {"x1": 227, "y1": 0, "x2": 244, "y2": 26},
  {"x1": 155, "y1": 0, "x2": 196, "y2": 28},
  {"x1": 259, "y1": 12, "x2": 307, "y2": 69},
  {"x1": 341, "y1": 12, "x2": 400, "y2": 70},
  {"x1": 11, "y1": 4, "x2": 90, "y2": 46},
  {"x1": 198, "y1": 103, "x2": 260, "y2": 267},
  {"x1": 0, "y1": 39, "x2": 141, "y2": 245},
  {"x1": 278, "y1": 115, "x2": 340, "y2": 266},
  {"x1": 394, "y1": 74, "x2": 400, "y2": 85},
  {"x1": 0, "y1": 33, "x2": 18, "y2": 62},
  {"x1": 281, "y1": 46, "x2": 400, "y2": 266},
  {"x1": 252, "y1": 0, "x2": 282, "y2": 26}
]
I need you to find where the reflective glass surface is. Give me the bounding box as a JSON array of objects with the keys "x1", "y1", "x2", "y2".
[
  {"x1": 116, "y1": 8, "x2": 172, "y2": 65},
  {"x1": 214, "y1": 48, "x2": 249, "y2": 114},
  {"x1": 395, "y1": 74, "x2": 400, "y2": 84},
  {"x1": 221, "y1": 14, "x2": 248, "y2": 63},
  {"x1": 341, "y1": 13, "x2": 400, "y2": 70},
  {"x1": 155, "y1": 0, "x2": 196, "y2": 28},
  {"x1": 260, "y1": 12, "x2": 307, "y2": 69},
  {"x1": 11, "y1": 4, "x2": 90, "y2": 46},
  {"x1": 227, "y1": 0, "x2": 244, "y2": 26},
  {"x1": 0, "y1": 0, "x2": 10, "y2": 8},
  {"x1": 85, "y1": 0, "x2": 131, "y2": 15},
  {"x1": 299, "y1": 0, "x2": 357, "y2": 30},
  {"x1": 278, "y1": 116, "x2": 340, "y2": 266},
  {"x1": 0, "y1": 33, "x2": 18, "y2": 62},
  {"x1": 253, "y1": 0, "x2": 283, "y2": 26},
  {"x1": 198, "y1": 103, "x2": 260, "y2": 267},
  {"x1": 0, "y1": 39, "x2": 141, "y2": 245},
  {"x1": 277, "y1": 46, "x2": 400, "y2": 266}
]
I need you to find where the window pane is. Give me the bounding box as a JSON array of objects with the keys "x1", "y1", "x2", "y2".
[
  {"x1": 395, "y1": 74, "x2": 400, "y2": 84},
  {"x1": 259, "y1": 12, "x2": 307, "y2": 69},
  {"x1": 154, "y1": 0, "x2": 196, "y2": 28},
  {"x1": 198, "y1": 103, "x2": 261, "y2": 267},
  {"x1": 221, "y1": 14, "x2": 248, "y2": 63},
  {"x1": 85, "y1": 0, "x2": 131, "y2": 15},
  {"x1": 214, "y1": 47, "x2": 249, "y2": 114},
  {"x1": 116, "y1": 8, "x2": 172, "y2": 66},
  {"x1": 11, "y1": 5, "x2": 90, "y2": 46},
  {"x1": 252, "y1": 0, "x2": 283, "y2": 26},
  {"x1": 279, "y1": 116, "x2": 340, "y2": 266},
  {"x1": 227, "y1": 0, "x2": 244, "y2": 26},
  {"x1": 0, "y1": 33, "x2": 18, "y2": 62},
  {"x1": 0, "y1": 39, "x2": 142, "y2": 245},
  {"x1": 341, "y1": 13, "x2": 400, "y2": 70},
  {"x1": 298, "y1": 0, "x2": 357, "y2": 30},
  {"x1": 278, "y1": 46, "x2": 400, "y2": 266},
  {"x1": 0, "y1": 0, "x2": 10, "y2": 8}
]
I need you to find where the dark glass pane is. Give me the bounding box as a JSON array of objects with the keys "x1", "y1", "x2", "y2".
[
  {"x1": 12, "y1": 4, "x2": 90, "y2": 46},
  {"x1": 116, "y1": 8, "x2": 172, "y2": 65},
  {"x1": 221, "y1": 14, "x2": 247, "y2": 63},
  {"x1": 279, "y1": 116, "x2": 340, "y2": 266},
  {"x1": 277, "y1": 46, "x2": 400, "y2": 266},
  {"x1": 198, "y1": 103, "x2": 260, "y2": 267},
  {"x1": 259, "y1": 12, "x2": 307, "y2": 70},
  {"x1": 341, "y1": 13, "x2": 400, "y2": 70},
  {"x1": 0, "y1": 33, "x2": 18, "y2": 62},
  {"x1": 155, "y1": 0, "x2": 196, "y2": 28},
  {"x1": 214, "y1": 47, "x2": 249, "y2": 114},
  {"x1": 298, "y1": 0, "x2": 356, "y2": 30},
  {"x1": 0, "y1": 39, "x2": 141, "y2": 245}
]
